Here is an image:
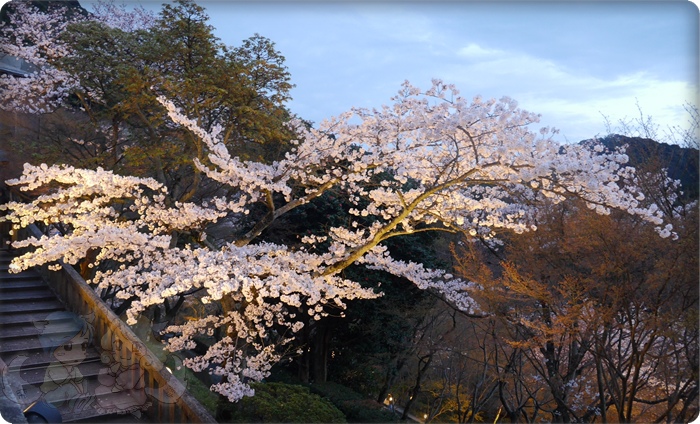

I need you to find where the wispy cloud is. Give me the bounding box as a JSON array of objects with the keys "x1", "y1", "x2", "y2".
[
  {"x1": 457, "y1": 43, "x2": 505, "y2": 59},
  {"x1": 435, "y1": 42, "x2": 697, "y2": 142}
]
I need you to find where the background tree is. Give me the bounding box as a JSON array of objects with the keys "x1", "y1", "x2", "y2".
[
  {"x1": 1, "y1": 0, "x2": 294, "y2": 201},
  {"x1": 453, "y1": 180, "x2": 697, "y2": 422},
  {"x1": 0, "y1": 1, "x2": 87, "y2": 113}
]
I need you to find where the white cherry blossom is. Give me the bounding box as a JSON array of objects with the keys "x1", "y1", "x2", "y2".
[{"x1": 2, "y1": 80, "x2": 675, "y2": 401}]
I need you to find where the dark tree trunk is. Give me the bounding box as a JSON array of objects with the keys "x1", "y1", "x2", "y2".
[
  {"x1": 297, "y1": 322, "x2": 311, "y2": 383},
  {"x1": 377, "y1": 354, "x2": 407, "y2": 403},
  {"x1": 402, "y1": 353, "x2": 433, "y2": 421},
  {"x1": 311, "y1": 322, "x2": 330, "y2": 383}
]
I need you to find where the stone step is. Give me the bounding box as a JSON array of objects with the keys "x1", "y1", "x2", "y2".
[
  {"x1": 0, "y1": 310, "x2": 74, "y2": 326},
  {"x1": 13, "y1": 366, "x2": 152, "y2": 423},
  {"x1": 0, "y1": 320, "x2": 83, "y2": 340},
  {"x1": 0, "y1": 251, "x2": 153, "y2": 422},
  {"x1": 70, "y1": 411, "x2": 148, "y2": 423},
  {"x1": 1, "y1": 347, "x2": 102, "y2": 372},
  {"x1": 0, "y1": 299, "x2": 64, "y2": 314},
  {"x1": 1, "y1": 263, "x2": 40, "y2": 272},
  {"x1": 0, "y1": 278, "x2": 47, "y2": 290},
  {"x1": 60, "y1": 388, "x2": 152, "y2": 423},
  {"x1": 0, "y1": 333, "x2": 63, "y2": 354},
  {"x1": 0, "y1": 287, "x2": 55, "y2": 301},
  {"x1": 8, "y1": 359, "x2": 105, "y2": 387},
  {"x1": 1, "y1": 270, "x2": 43, "y2": 281}
]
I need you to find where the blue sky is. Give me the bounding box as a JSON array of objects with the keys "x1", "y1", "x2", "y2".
[
  {"x1": 52, "y1": 1, "x2": 700, "y2": 143},
  {"x1": 196, "y1": 1, "x2": 699, "y2": 143}
]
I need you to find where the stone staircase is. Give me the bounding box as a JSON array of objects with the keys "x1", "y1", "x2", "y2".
[{"x1": 0, "y1": 249, "x2": 149, "y2": 423}]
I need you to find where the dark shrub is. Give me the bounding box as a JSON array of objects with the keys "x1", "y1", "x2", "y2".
[
  {"x1": 310, "y1": 382, "x2": 396, "y2": 423},
  {"x1": 217, "y1": 382, "x2": 346, "y2": 423}
]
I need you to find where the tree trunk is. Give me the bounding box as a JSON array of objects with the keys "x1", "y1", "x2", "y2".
[
  {"x1": 311, "y1": 322, "x2": 330, "y2": 383},
  {"x1": 377, "y1": 354, "x2": 407, "y2": 403},
  {"x1": 297, "y1": 323, "x2": 311, "y2": 383},
  {"x1": 402, "y1": 353, "x2": 433, "y2": 421}
]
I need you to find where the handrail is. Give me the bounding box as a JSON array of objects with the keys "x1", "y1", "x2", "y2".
[{"x1": 20, "y1": 224, "x2": 217, "y2": 423}]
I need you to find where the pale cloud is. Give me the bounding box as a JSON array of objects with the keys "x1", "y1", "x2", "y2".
[
  {"x1": 531, "y1": 79, "x2": 697, "y2": 142},
  {"x1": 435, "y1": 42, "x2": 697, "y2": 142},
  {"x1": 457, "y1": 43, "x2": 504, "y2": 59}
]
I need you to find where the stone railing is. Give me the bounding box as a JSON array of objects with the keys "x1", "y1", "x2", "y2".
[{"x1": 23, "y1": 224, "x2": 216, "y2": 423}]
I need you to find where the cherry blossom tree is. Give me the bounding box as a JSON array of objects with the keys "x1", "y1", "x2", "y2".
[
  {"x1": 452, "y1": 187, "x2": 696, "y2": 422},
  {"x1": 0, "y1": 1, "x2": 83, "y2": 113},
  {"x1": 1, "y1": 80, "x2": 674, "y2": 402},
  {"x1": 89, "y1": 0, "x2": 155, "y2": 32}
]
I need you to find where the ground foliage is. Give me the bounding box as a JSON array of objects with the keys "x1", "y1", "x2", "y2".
[
  {"x1": 216, "y1": 382, "x2": 346, "y2": 423},
  {"x1": 308, "y1": 381, "x2": 398, "y2": 423}
]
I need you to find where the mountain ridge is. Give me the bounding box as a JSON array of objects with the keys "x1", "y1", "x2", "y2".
[{"x1": 581, "y1": 134, "x2": 699, "y2": 200}]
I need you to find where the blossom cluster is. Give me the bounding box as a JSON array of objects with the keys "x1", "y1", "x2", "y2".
[
  {"x1": 0, "y1": 2, "x2": 84, "y2": 113},
  {"x1": 0, "y1": 1, "x2": 154, "y2": 114},
  {"x1": 90, "y1": 0, "x2": 155, "y2": 32}
]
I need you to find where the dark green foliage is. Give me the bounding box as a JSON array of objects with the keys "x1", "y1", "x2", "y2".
[
  {"x1": 260, "y1": 188, "x2": 348, "y2": 246},
  {"x1": 217, "y1": 382, "x2": 346, "y2": 423},
  {"x1": 324, "y1": 232, "x2": 445, "y2": 396},
  {"x1": 265, "y1": 366, "x2": 304, "y2": 385},
  {"x1": 328, "y1": 266, "x2": 431, "y2": 372},
  {"x1": 309, "y1": 382, "x2": 396, "y2": 423}
]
